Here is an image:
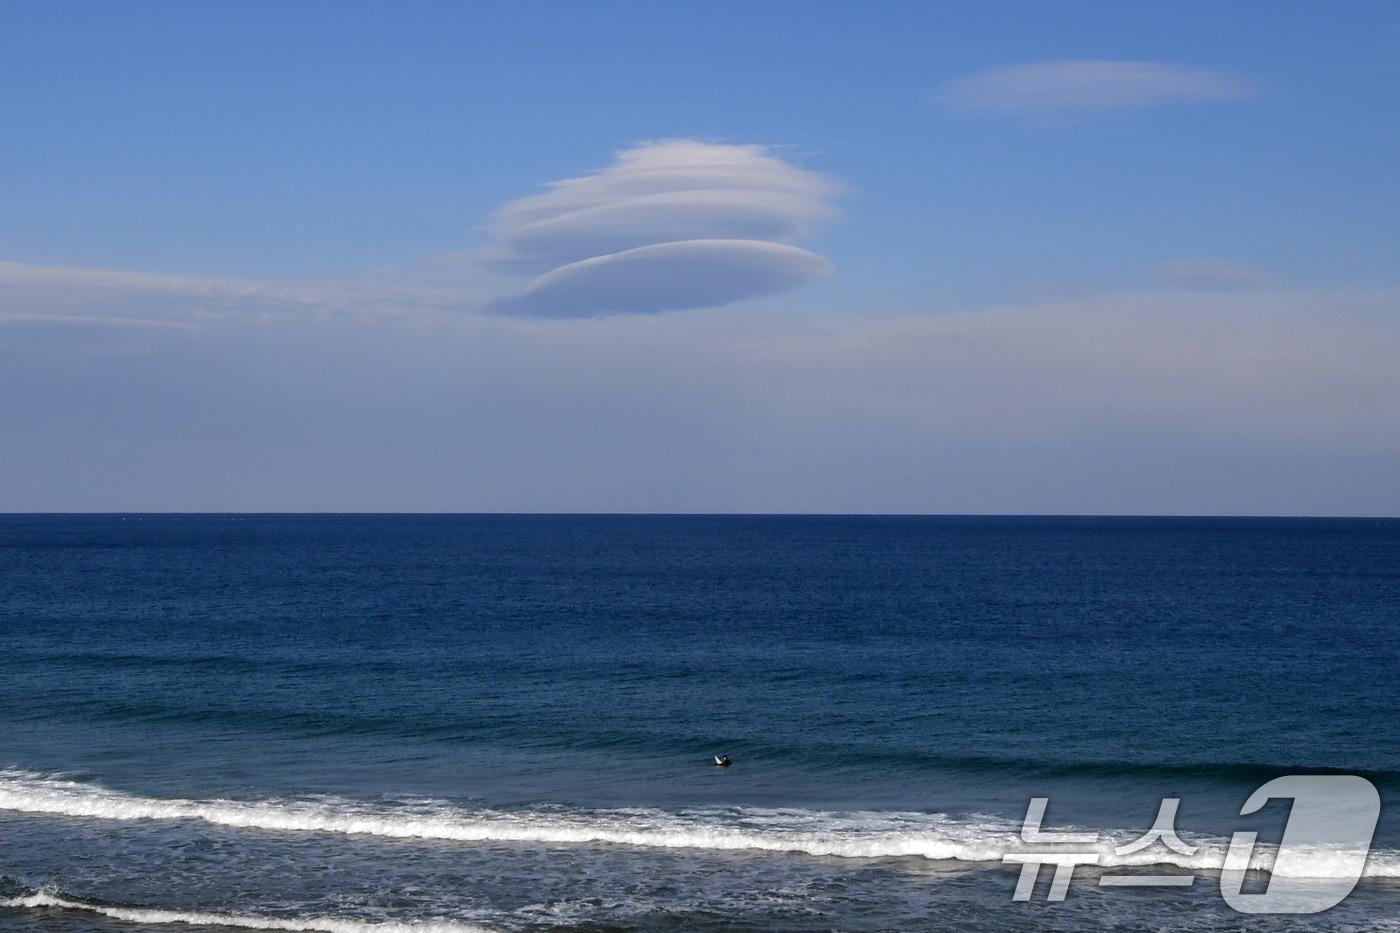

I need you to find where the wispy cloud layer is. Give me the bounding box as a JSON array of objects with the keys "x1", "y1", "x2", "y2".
[
  {"x1": 0, "y1": 260, "x2": 326, "y2": 327},
  {"x1": 5, "y1": 283, "x2": 1397, "y2": 513},
  {"x1": 483, "y1": 140, "x2": 838, "y2": 317},
  {"x1": 1156, "y1": 259, "x2": 1274, "y2": 292},
  {"x1": 937, "y1": 60, "x2": 1257, "y2": 115}
]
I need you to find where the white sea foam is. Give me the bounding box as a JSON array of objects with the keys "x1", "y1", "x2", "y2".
[
  {"x1": 2, "y1": 769, "x2": 1397, "y2": 879},
  {"x1": 0, "y1": 890, "x2": 493, "y2": 933}
]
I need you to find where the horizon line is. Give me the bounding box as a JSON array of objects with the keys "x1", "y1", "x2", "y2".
[{"x1": 2, "y1": 511, "x2": 1397, "y2": 521}]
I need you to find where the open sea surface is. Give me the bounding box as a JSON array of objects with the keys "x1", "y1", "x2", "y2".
[{"x1": 2, "y1": 514, "x2": 1398, "y2": 930}]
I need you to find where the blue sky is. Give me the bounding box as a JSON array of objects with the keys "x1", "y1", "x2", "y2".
[{"x1": 2, "y1": 1, "x2": 1398, "y2": 512}]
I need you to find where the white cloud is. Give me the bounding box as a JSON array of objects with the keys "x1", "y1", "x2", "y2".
[
  {"x1": 937, "y1": 60, "x2": 1257, "y2": 115},
  {"x1": 483, "y1": 140, "x2": 839, "y2": 316},
  {"x1": 486, "y1": 239, "x2": 832, "y2": 317},
  {"x1": 494, "y1": 190, "x2": 822, "y2": 271},
  {"x1": 0, "y1": 140, "x2": 840, "y2": 324}
]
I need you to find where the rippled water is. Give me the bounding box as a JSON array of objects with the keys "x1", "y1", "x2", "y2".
[{"x1": 2, "y1": 514, "x2": 1398, "y2": 930}]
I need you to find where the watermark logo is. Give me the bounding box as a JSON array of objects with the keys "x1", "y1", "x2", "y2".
[
  {"x1": 1221, "y1": 775, "x2": 1380, "y2": 914},
  {"x1": 1005, "y1": 775, "x2": 1380, "y2": 913}
]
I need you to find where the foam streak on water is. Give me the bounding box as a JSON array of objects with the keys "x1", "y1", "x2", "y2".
[{"x1": 0, "y1": 891, "x2": 492, "y2": 933}]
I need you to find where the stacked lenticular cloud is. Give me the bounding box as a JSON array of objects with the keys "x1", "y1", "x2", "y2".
[{"x1": 485, "y1": 140, "x2": 838, "y2": 317}]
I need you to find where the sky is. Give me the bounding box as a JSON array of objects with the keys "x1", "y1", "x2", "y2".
[{"x1": 2, "y1": 0, "x2": 1398, "y2": 514}]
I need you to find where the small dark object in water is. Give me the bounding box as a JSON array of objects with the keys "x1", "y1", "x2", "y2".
[{"x1": 713, "y1": 755, "x2": 732, "y2": 767}]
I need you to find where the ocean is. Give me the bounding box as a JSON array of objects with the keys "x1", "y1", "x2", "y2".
[{"x1": 1, "y1": 514, "x2": 1397, "y2": 931}]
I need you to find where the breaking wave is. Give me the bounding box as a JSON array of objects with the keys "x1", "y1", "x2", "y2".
[{"x1": 1, "y1": 770, "x2": 1395, "y2": 879}]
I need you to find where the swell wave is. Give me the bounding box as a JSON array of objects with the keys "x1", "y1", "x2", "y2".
[
  {"x1": 0, "y1": 890, "x2": 492, "y2": 933},
  {"x1": 14, "y1": 686, "x2": 1397, "y2": 790},
  {"x1": 704, "y1": 741, "x2": 1400, "y2": 787},
  {"x1": 1, "y1": 770, "x2": 1395, "y2": 879},
  {"x1": 923, "y1": 753, "x2": 1400, "y2": 786}
]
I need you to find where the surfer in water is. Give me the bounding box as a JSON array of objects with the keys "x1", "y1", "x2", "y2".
[{"x1": 714, "y1": 754, "x2": 732, "y2": 767}]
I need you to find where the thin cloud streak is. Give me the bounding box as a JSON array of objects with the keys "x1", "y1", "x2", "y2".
[
  {"x1": 937, "y1": 60, "x2": 1258, "y2": 114},
  {"x1": 487, "y1": 239, "x2": 833, "y2": 317},
  {"x1": 1156, "y1": 259, "x2": 1274, "y2": 292},
  {"x1": 0, "y1": 313, "x2": 202, "y2": 330},
  {"x1": 0, "y1": 260, "x2": 327, "y2": 325}
]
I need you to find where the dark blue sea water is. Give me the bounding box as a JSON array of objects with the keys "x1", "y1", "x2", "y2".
[{"x1": 2, "y1": 514, "x2": 1398, "y2": 931}]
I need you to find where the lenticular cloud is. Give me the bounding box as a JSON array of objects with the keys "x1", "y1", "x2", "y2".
[{"x1": 484, "y1": 141, "x2": 838, "y2": 318}]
